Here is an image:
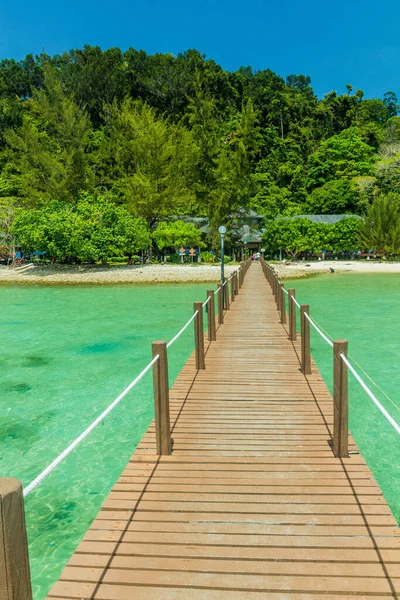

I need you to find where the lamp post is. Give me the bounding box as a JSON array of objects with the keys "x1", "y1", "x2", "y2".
[{"x1": 219, "y1": 226, "x2": 226, "y2": 308}]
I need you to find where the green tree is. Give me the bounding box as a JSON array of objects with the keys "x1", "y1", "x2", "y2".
[
  {"x1": 262, "y1": 218, "x2": 330, "y2": 259},
  {"x1": 4, "y1": 68, "x2": 93, "y2": 206},
  {"x1": 307, "y1": 128, "x2": 375, "y2": 188},
  {"x1": 95, "y1": 99, "x2": 194, "y2": 222},
  {"x1": 305, "y1": 179, "x2": 359, "y2": 214},
  {"x1": 152, "y1": 220, "x2": 204, "y2": 251},
  {"x1": 358, "y1": 193, "x2": 400, "y2": 256},
  {"x1": 330, "y1": 217, "x2": 361, "y2": 252},
  {"x1": 12, "y1": 194, "x2": 150, "y2": 263}
]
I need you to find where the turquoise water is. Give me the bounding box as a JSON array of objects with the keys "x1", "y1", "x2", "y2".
[
  {"x1": 285, "y1": 273, "x2": 400, "y2": 523},
  {"x1": 0, "y1": 283, "x2": 212, "y2": 599}
]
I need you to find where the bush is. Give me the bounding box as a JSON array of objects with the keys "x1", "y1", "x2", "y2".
[
  {"x1": 200, "y1": 251, "x2": 215, "y2": 263},
  {"x1": 223, "y1": 255, "x2": 232, "y2": 264},
  {"x1": 168, "y1": 253, "x2": 183, "y2": 264}
]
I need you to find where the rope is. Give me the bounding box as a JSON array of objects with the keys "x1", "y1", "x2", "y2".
[
  {"x1": 167, "y1": 311, "x2": 198, "y2": 349},
  {"x1": 307, "y1": 315, "x2": 400, "y2": 417},
  {"x1": 304, "y1": 312, "x2": 334, "y2": 348},
  {"x1": 340, "y1": 354, "x2": 400, "y2": 436},
  {"x1": 282, "y1": 288, "x2": 289, "y2": 295},
  {"x1": 202, "y1": 296, "x2": 211, "y2": 308},
  {"x1": 292, "y1": 296, "x2": 301, "y2": 309},
  {"x1": 23, "y1": 354, "x2": 160, "y2": 497}
]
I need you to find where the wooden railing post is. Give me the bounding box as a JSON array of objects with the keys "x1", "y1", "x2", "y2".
[
  {"x1": 0, "y1": 479, "x2": 32, "y2": 600},
  {"x1": 217, "y1": 284, "x2": 223, "y2": 325},
  {"x1": 207, "y1": 290, "x2": 216, "y2": 341},
  {"x1": 234, "y1": 271, "x2": 239, "y2": 295},
  {"x1": 333, "y1": 340, "x2": 349, "y2": 458},
  {"x1": 224, "y1": 278, "x2": 230, "y2": 310},
  {"x1": 300, "y1": 304, "x2": 311, "y2": 375},
  {"x1": 230, "y1": 275, "x2": 235, "y2": 303},
  {"x1": 152, "y1": 341, "x2": 171, "y2": 455},
  {"x1": 288, "y1": 289, "x2": 296, "y2": 341},
  {"x1": 280, "y1": 283, "x2": 286, "y2": 324},
  {"x1": 194, "y1": 302, "x2": 205, "y2": 370}
]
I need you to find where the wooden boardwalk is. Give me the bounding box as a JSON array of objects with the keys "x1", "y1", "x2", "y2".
[{"x1": 47, "y1": 263, "x2": 400, "y2": 599}]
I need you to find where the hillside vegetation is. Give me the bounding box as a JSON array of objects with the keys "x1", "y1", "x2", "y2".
[{"x1": 0, "y1": 46, "x2": 399, "y2": 260}]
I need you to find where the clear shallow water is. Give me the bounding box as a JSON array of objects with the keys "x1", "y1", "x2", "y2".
[
  {"x1": 285, "y1": 273, "x2": 400, "y2": 523},
  {"x1": 0, "y1": 283, "x2": 212, "y2": 599}
]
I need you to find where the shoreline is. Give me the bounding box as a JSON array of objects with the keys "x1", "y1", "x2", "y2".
[
  {"x1": 1, "y1": 261, "x2": 400, "y2": 285},
  {"x1": 0, "y1": 264, "x2": 237, "y2": 285},
  {"x1": 273, "y1": 260, "x2": 400, "y2": 279}
]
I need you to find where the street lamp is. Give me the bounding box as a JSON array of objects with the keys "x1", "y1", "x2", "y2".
[{"x1": 219, "y1": 226, "x2": 226, "y2": 308}]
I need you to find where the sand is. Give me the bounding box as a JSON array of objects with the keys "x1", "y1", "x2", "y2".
[
  {"x1": 0, "y1": 263, "x2": 237, "y2": 285},
  {"x1": 1, "y1": 260, "x2": 400, "y2": 285},
  {"x1": 273, "y1": 259, "x2": 400, "y2": 279}
]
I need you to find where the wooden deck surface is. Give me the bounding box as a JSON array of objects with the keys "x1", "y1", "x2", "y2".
[{"x1": 47, "y1": 263, "x2": 400, "y2": 599}]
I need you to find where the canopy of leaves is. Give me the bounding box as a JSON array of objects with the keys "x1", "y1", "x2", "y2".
[
  {"x1": 0, "y1": 46, "x2": 398, "y2": 257},
  {"x1": 152, "y1": 220, "x2": 204, "y2": 250},
  {"x1": 11, "y1": 194, "x2": 151, "y2": 262},
  {"x1": 358, "y1": 193, "x2": 400, "y2": 256}
]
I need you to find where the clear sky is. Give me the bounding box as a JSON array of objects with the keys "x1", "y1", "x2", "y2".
[{"x1": 1, "y1": 0, "x2": 399, "y2": 99}]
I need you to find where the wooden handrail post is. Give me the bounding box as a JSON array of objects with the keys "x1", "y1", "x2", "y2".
[
  {"x1": 0, "y1": 479, "x2": 32, "y2": 600},
  {"x1": 217, "y1": 284, "x2": 224, "y2": 325},
  {"x1": 300, "y1": 304, "x2": 311, "y2": 375},
  {"x1": 194, "y1": 302, "x2": 206, "y2": 370},
  {"x1": 288, "y1": 289, "x2": 296, "y2": 341},
  {"x1": 230, "y1": 275, "x2": 235, "y2": 303},
  {"x1": 206, "y1": 290, "x2": 216, "y2": 341},
  {"x1": 280, "y1": 283, "x2": 286, "y2": 324},
  {"x1": 224, "y1": 278, "x2": 230, "y2": 310},
  {"x1": 152, "y1": 341, "x2": 171, "y2": 455},
  {"x1": 234, "y1": 271, "x2": 239, "y2": 295},
  {"x1": 333, "y1": 340, "x2": 349, "y2": 458}
]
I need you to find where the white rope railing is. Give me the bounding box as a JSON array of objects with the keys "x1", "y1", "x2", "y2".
[
  {"x1": 202, "y1": 296, "x2": 211, "y2": 308},
  {"x1": 304, "y1": 312, "x2": 334, "y2": 348},
  {"x1": 340, "y1": 354, "x2": 400, "y2": 436},
  {"x1": 23, "y1": 353, "x2": 160, "y2": 497},
  {"x1": 167, "y1": 311, "x2": 198, "y2": 349}
]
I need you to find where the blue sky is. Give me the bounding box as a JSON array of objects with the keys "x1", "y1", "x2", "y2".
[{"x1": 1, "y1": 0, "x2": 399, "y2": 99}]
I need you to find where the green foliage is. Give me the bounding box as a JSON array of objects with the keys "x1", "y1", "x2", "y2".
[
  {"x1": 331, "y1": 217, "x2": 362, "y2": 251},
  {"x1": 262, "y1": 216, "x2": 361, "y2": 257},
  {"x1": 307, "y1": 128, "x2": 375, "y2": 188},
  {"x1": 11, "y1": 194, "x2": 151, "y2": 262},
  {"x1": 152, "y1": 220, "x2": 204, "y2": 250},
  {"x1": 200, "y1": 251, "x2": 215, "y2": 263},
  {"x1": 358, "y1": 193, "x2": 400, "y2": 256},
  {"x1": 0, "y1": 46, "x2": 399, "y2": 259},
  {"x1": 305, "y1": 179, "x2": 359, "y2": 214}
]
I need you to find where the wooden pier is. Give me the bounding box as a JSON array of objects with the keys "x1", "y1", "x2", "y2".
[{"x1": 12, "y1": 263, "x2": 400, "y2": 598}]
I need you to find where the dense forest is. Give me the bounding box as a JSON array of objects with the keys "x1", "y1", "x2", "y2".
[{"x1": 0, "y1": 46, "x2": 399, "y2": 261}]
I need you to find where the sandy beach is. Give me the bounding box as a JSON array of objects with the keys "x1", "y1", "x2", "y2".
[
  {"x1": 0, "y1": 263, "x2": 237, "y2": 285},
  {"x1": 1, "y1": 260, "x2": 400, "y2": 285},
  {"x1": 273, "y1": 260, "x2": 400, "y2": 279}
]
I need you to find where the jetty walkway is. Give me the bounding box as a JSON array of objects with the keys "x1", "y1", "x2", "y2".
[{"x1": 44, "y1": 262, "x2": 400, "y2": 599}]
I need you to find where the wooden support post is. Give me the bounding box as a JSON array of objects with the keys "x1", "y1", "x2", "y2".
[
  {"x1": 230, "y1": 275, "x2": 235, "y2": 303},
  {"x1": 152, "y1": 341, "x2": 171, "y2": 455},
  {"x1": 300, "y1": 304, "x2": 311, "y2": 375},
  {"x1": 194, "y1": 302, "x2": 206, "y2": 370},
  {"x1": 0, "y1": 479, "x2": 32, "y2": 600},
  {"x1": 206, "y1": 290, "x2": 216, "y2": 341},
  {"x1": 288, "y1": 289, "x2": 296, "y2": 341},
  {"x1": 234, "y1": 271, "x2": 239, "y2": 295},
  {"x1": 333, "y1": 340, "x2": 349, "y2": 458},
  {"x1": 280, "y1": 283, "x2": 286, "y2": 324},
  {"x1": 224, "y1": 278, "x2": 230, "y2": 310},
  {"x1": 217, "y1": 284, "x2": 223, "y2": 325}
]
